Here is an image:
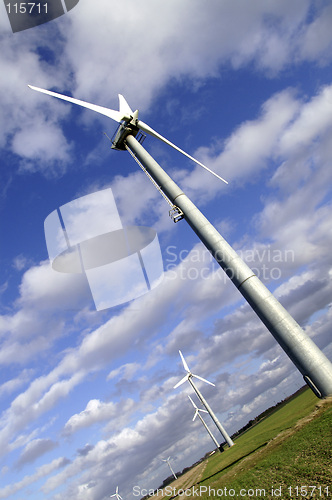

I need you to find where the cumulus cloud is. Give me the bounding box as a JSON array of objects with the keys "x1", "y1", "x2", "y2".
[
  {"x1": 13, "y1": 118, "x2": 73, "y2": 176},
  {"x1": 298, "y1": 2, "x2": 332, "y2": 62},
  {"x1": 62, "y1": 398, "x2": 135, "y2": 436},
  {"x1": 107, "y1": 362, "x2": 140, "y2": 381},
  {"x1": 0, "y1": 261, "x2": 92, "y2": 367},
  {"x1": 0, "y1": 369, "x2": 33, "y2": 399},
  {"x1": 0, "y1": 457, "x2": 70, "y2": 500},
  {"x1": 15, "y1": 438, "x2": 58, "y2": 468},
  {"x1": 0, "y1": 28, "x2": 72, "y2": 174}
]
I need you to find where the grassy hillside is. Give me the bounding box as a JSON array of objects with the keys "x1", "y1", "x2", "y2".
[
  {"x1": 199, "y1": 391, "x2": 331, "y2": 498},
  {"x1": 153, "y1": 388, "x2": 332, "y2": 499}
]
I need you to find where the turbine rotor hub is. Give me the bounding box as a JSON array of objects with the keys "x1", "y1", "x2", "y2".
[{"x1": 111, "y1": 121, "x2": 139, "y2": 150}]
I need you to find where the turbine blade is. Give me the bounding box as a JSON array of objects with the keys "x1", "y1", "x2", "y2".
[
  {"x1": 137, "y1": 120, "x2": 228, "y2": 184},
  {"x1": 188, "y1": 395, "x2": 198, "y2": 409},
  {"x1": 173, "y1": 374, "x2": 189, "y2": 389},
  {"x1": 179, "y1": 350, "x2": 190, "y2": 373},
  {"x1": 192, "y1": 373, "x2": 215, "y2": 386},
  {"x1": 193, "y1": 409, "x2": 198, "y2": 421},
  {"x1": 118, "y1": 94, "x2": 134, "y2": 116},
  {"x1": 198, "y1": 408, "x2": 209, "y2": 414},
  {"x1": 28, "y1": 85, "x2": 127, "y2": 122}
]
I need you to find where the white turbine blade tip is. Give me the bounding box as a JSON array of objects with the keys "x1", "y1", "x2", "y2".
[
  {"x1": 188, "y1": 395, "x2": 197, "y2": 409},
  {"x1": 173, "y1": 374, "x2": 188, "y2": 389},
  {"x1": 118, "y1": 94, "x2": 134, "y2": 116},
  {"x1": 137, "y1": 120, "x2": 228, "y2": 184},
  {"x1": 179, "y1": 350, "x2": 190, "y2": 373},
  {"x1": 28, "y1": 85, "x2": 124, "y2": 123},
  {"x1": 192, "y1": 373, "x2": 215, "y2": 386}
]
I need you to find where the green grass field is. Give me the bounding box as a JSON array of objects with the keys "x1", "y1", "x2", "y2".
[
  {"x1": 158, "y1": 387, "x2": 332, "y2": 499},
  {"x1": 196, "y1": 388, "x2": 332, "y2": 499}
]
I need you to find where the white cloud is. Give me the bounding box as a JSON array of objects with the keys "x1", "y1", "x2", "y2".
[
  {"x1": 15, "y1": 438, "x2": 57, "y2": 468},
  {"x1": 0, "y1": 261, "x2": 93, "y2": 367},
  {"x1": 107, "y1": 362, "x2": 140, "y2": 381},
  {"x1": 298, "y1": 2, "x2": 332, "y2": 62},
  {"x1": 13, "y1": 118, "x2": 72, "y2": 175},
  {"x1": 63, "y1": 398, "x2": 135, "y2": 436},
  {"x1": 0, "y1": 369, "x2": 33, "y2": 399},
  {"x1": 0, "y1": 29, "x2": 72, "y2": 174},
  {"x1": 12, "y1": 254, "x2": 31, "y2": 271},
  {"x1": 0, "y1": 457, "x2": 70, "y2": 500},
  {"x1": 174, "y1": 89, "x2": 300, "y2": 205},
  {"x1": 278, "y1": 85, "x2": 332, "y2": 156}
]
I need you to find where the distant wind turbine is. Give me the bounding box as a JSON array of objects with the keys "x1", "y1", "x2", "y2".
[
  {"x1": 110, "y1": 486, "x2": 123, "y2": 500},
  {"x1": 188, "y1": 395, "x2": 222, "y2": 452},
  {"x1": 174, "y1": 350, "x2": 234, "y2": 448},
  {"x1": 162, "y1": 456, "x2": 177, "y2": 480}
]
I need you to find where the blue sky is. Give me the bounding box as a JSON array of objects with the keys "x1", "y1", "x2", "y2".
[{"x1": 1, "y1": 1, "x2": 332, "y2": 498}]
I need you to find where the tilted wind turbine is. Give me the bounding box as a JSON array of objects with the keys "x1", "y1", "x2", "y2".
[
  {"x1": 188, "y1": 395, "x2": 222, "y2": 452},
  {"x1": 27, "y1": 85, "x2": 228, "y2": 184},
  {"x1": 28, "y1": 85, "x2": 332, "y2": 398},
  {"x1": 174, "y1": 350, "x2": 216, "y2": 389},
  {"x1": 174, "y1": 350, "x2": 234, "y2": 448},
  {"x1": 110, "y1": 486, "x2": 123, "y2": 500},
  {"x1": 161, "y1": 456, "x2": 177, "y2": 480}
]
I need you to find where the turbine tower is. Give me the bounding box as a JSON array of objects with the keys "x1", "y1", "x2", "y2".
[
  {"x1": 110, "y1": 486, "x2": 123, "y2": 500},
  {"x1": 28, "y1": 85, "x2": 332, "y2": 399},
  {"x1": 174, "y1": 350, "x2": 234, "y2": 448},
  {"x1": 188, "y1": 395, "x2": 223, "y2": 452},
  {"x1": 162, "y1": 456, "x2": 177, "y2": 480}
]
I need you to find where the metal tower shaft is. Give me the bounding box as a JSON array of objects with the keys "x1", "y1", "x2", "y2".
[
  {"x1": 196, "y1": 410, "x2": 221, "y2": 450},
  {"x1": 163, "y1": 458, "x2": 177, "y2": 479},
  {"x1": 125, "y1": 134, "x2": 332, "y2": 399},
  {"x1": 188, "y1": 376, "x2": 234, "y2": 448}
]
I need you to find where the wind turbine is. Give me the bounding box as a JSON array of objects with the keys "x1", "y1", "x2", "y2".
[
  {"x1": 188, "y1": 395, "x2": 223, "y2": 452},
  {"x1": 27, "y1": 85, "x2": 228, "y2": 184},
  {"x1": 110, "y1": 486, "x2": 123, "y2": 500},
  {"x1": 162, "y1": 456, "x2": 177, "y2": 480},
  {"x1": 174, "y1": 350, "x2": 234, "y2": 448},
  {"x1": 28, "y1": 85, "x2": 332, "y2": 399}
]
